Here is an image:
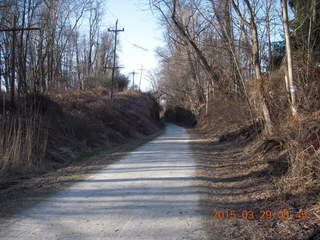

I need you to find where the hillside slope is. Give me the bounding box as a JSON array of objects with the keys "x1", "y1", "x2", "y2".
[
  {"x1": 0, "y1": 89, "x2": 163, "y2": 180},
  {"x1": 189, "y1": 103, "x2": 320, "y2": 240}
]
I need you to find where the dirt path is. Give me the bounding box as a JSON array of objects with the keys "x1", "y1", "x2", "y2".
[{"x1": 0, "y1": 124, "x2": 209, "y2": 240}]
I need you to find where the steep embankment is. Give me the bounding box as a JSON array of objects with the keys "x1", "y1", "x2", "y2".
[
  {"x1": 190, "y1": 107, "x2": 320, "y2": 240},
  {"x1": 45, "y1": 89, "x2": 162, "y2": 164},
  {"x1": 0, "y1": 89, "x2": 162, "y2": 186}
]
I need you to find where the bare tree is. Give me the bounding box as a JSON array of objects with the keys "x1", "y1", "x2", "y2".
[
  {"x1": 281, "y1": 0, "x2": 297, "y2": 116},
  {"x1": 232, "y1": 0, "x2": 273, "y2": 133},
  {"x1": 0, "y1": 0, "x2": 120, "y2": 96}
]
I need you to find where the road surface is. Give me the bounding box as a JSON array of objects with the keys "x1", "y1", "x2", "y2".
[{"x1": 0, "y1": 124, "x2": 208, "y2": 240}]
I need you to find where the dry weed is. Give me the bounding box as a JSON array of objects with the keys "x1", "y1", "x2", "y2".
[{"x1": 0, "y1": 110, "x2": 48, "y2": 177}]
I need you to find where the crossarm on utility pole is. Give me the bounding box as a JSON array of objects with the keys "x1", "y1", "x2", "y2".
[
  {"x1": 0, "y1": 17, "x2": 40, "y2": 108},
  {"x1": 0, "y1": 27, "x2": 40, "y2": 32}
]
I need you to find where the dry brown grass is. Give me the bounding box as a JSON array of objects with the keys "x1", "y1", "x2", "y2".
[
  {"x1": 195, "y1": 73, "x2": 320, "y2": 238},
  {"x1": 0, "y1": 98, "x2": 48, "y2": 178},
  {"x1": 0, "y1": 114, "x2": 47, "y2": 176},
  {"x1": 191, "y1": 120, "x2": 320, "y2": 240},
  {"x1": 198, "y1": 94, "x2": 255, "y2": 139},
  {"x1": 245, "y1": 57, "x2": 320, "y2": 201},
  {"x1": 272, "y1": 112, "x2": 320, "y2": 220},
  {"x1": 0, "y1": 89, "x2": 162, "y2": 183}
]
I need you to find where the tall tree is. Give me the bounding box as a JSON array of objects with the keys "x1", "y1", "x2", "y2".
[
  {"x1": 232, "y1": 0, "x2": 273, "y2": 133},
  {"x1": 281, "y1": 0, "x2": 297, "y2": 116}
]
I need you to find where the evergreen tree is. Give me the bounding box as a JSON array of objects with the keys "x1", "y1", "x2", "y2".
[{"x1": 289, "y1": 0, "x2": 320, "y2": 53}]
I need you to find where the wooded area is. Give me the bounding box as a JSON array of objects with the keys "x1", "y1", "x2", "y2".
[
  {"x1": 0, "y1": 0, "x2": 319, "y2": 238},
  {"x1": 0, "y1": 0, "x2": 129, "y2": 107},
  {"x1": 150, "y1": 0, "x2": 320, "y2": 220},
  {"x1": 0, "y1": 0, "x2": 137, "y2": 178},
  {"x1": 151, "y1": 0, "x2": 319, "y2": 121},
  {"x1": 1, "y1": 0, "x2": 319, "y2": 203}
]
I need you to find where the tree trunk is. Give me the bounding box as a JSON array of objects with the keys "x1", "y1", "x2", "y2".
[
  {"x1": 11, "y1": 15, "x2": 17, "y2": 108},
  {"x1": 0, "y1": 50, "x2": 2, "y2": 92},
  {"x1": 281, "y1": 0, "x2": 297, "y2": 116},
  {"x1": 234, "y1": 0, "x2": 273, "y2": 133},
  {"x1": 252, "y1": 24, "x2": 273, "y2": 133},
  {"x1": 265, "y1": 2, "x2": 273, "y2": 71}
]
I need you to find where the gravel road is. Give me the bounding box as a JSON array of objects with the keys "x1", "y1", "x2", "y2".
[{"x1": 0, "y1": 124, "x2": 208, "y2": 240}]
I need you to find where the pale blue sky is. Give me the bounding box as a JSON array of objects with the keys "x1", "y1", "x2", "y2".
[{"x1": 104, "y1": 0, "x2": 164, "y2": 91}]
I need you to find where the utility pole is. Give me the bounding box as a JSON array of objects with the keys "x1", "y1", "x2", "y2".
[
  {"x1": 105, "y1": 66, "x2": 123, "y2": 92},
  {"x1": 108, "y1": 19, "x2": 124, "y2": 100},
  {"x1": 0, "y1": 11, "x2": 40, "y2": 107},
  {"x1": 130, "y1": 70, "x2": 137, "y2": 90},
  {"x1": 138, "y1": 65, "x2": 144, "y2": 91}
]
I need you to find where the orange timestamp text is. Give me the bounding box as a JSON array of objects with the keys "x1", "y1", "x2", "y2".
[{"x1": 211, "y1": 209, "x2": 308, "y2": 220}]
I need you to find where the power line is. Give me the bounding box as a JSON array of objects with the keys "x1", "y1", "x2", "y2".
[
  {"x1": 133, "y1": 44, "x2": 148, "y2": 51},
  {"x1": 105, "y1": 7, "x2": 149, "y2": 53}
]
